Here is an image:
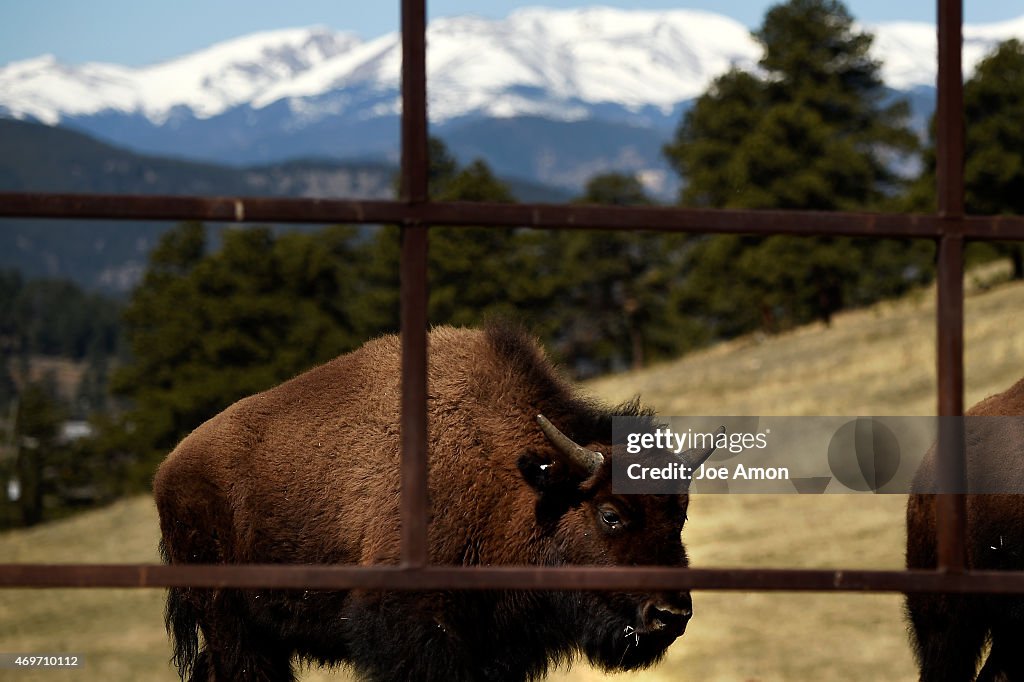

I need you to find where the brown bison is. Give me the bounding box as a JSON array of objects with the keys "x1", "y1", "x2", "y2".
[
  {"x1": 906, "y1": 376, "x2": 1024, "y2": 681},
  {"x1": 155, "y1": 325, "x2": 717, "y2": 681}
]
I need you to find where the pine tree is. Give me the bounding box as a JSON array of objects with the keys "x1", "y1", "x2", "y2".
[
  {"x1": 13, "y1": 382, "x2": 64, "y2": 526},
  {"x1": 544, "y1": 173, "x2": 695, "y2": 373},
  {"x1": 371, "y1": 139, "x2": 522, "y2": 329},
  {"x1": 664, "y1": 0, "x2": 925, "y2": 332},
  {"x1": 114, "y1": 222, "x2": 370, "y2": 459},
  {"x1": 964, "y1": 39, "x2": 1024, "y2": 278},
  {"x1": 907, "y1": 39, "x2": 1024, "y2": 278},
  {"x1": 429, "y1": 160, "x2": 519, "y2": 327}
]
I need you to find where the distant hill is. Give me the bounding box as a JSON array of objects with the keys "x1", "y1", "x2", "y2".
[
  {"x1": 0, "y1": 119, "x2": 570, "y2": 292},
  {"x1": 444, "y1": 116, "x2": 678, "y2": 196},
  {"x1": 0, "y1": 117, "x2": 397, "y2": 197}
]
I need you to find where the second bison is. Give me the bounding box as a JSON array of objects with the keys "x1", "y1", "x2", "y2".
[{"x1": 906, "y1": 376, "x2": 1024, "y2": 680}]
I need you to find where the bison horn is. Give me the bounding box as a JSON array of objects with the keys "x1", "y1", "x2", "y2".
[
  {"x1": 536, "y1": 414, "x2": 604, "y2": 475},
  {"x1": 677, "y1": 425, "x2": 725, "y2": 470}
]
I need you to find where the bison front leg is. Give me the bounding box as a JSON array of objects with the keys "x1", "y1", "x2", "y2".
[
  {"x1": 976, "y1": 624, "x2": 1024, "y2": 682},
  {"x1": 906, "y1": 592, "x2": 987, "y2": 682},
  {"x1": 343, "y1": 592, "x2": 489, "y2": 682},
  {"x1": 197, "y1": 590, "x2": 295, "y2": 682}
]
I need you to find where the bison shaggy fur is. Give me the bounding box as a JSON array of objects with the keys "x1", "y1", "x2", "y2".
[{"x1": 155, "y1": 326, "x2": 705, "y2": 681}]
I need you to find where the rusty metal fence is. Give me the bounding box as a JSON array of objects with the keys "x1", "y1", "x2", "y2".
[{"x1": 3, "y1": 0, "x2": 1024, "y2": 597}]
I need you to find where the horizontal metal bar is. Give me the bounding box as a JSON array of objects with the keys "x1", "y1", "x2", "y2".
[
  {"x1": 3, "y1": 564, "x2": 1024, "y2": 594},
  {"x1": 0, "y1": 192, "x2": 407, "y2": 224},
  {"x1": 392, "y1": 204, "x2": 948, "y2": 237},
  {"x1": 4, "y1": 192, "x2": 1024, "y2": 239},
  {"x1": 962, "y1": 215, "x2": 1024, "y2": 240}
]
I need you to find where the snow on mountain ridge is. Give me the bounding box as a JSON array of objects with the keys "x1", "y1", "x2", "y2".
[
  {"x1": 2, "y1": 7, "x2": 1023, "y2": 127},
  {"x1": 867, "y1": 16, "x2": 1024, "y2": 89},
  {"x1": 133, "y1": 26, "x2": 361, "y2": 121},
  {"x1": 257, "y1": 8, "x2": 759, "y2": 122},
  {"x1": 0, "y1": 26, "x2": 361, "y2": 124},
  {"x1": 255, "y1": 33, "x2": 400, "y2": 108},
  {"x1": 0, "y1": 56, "x2": 137, "y2": 124}
]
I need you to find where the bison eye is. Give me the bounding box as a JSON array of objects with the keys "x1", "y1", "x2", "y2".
[{"x1": 599, "y1": 509, "x2": 622, "y2": 528}]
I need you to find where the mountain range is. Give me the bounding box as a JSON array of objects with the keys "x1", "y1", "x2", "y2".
[{"x1": 3, "y1": 7, "x2": 1023, "y2": 195}]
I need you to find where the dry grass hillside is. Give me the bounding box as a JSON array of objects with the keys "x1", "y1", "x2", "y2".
[{"x1": 3, "y1": 264, "x2": 1023, "y2": 681}]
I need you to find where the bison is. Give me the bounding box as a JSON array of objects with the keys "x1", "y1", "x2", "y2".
[
  {"x1": 906, "y1": 376, "x2": 1024, "y2": 681},
  {"x1": 155, "y1": 325, "x2": 718, "y2": 681}
]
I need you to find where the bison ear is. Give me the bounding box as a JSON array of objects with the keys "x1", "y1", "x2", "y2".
[{"x1": 517, "y1": 451, "x2": 575, "y2": 491}]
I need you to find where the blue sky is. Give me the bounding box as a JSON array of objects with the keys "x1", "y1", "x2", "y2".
[{"x1": 0, "y1": 1, "x2": 1019, "y2": 66}]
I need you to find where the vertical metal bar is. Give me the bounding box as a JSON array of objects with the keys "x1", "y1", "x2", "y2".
[
  {"x1": 936, "y1": 238, "x2": 964, "y2": 420},
  {"x1": 401, "y1": 0, "x2": 429, "y2": 204},
  {"x1": 936, "y1": 236, "x2": 967, "y2": 570},
  {"x1": 936, "y1": 0, "x2": 965, "y2": 218},
  {"x1": 934, "y1": 0, "x2": 967, "y2": 572},
  {"x1": 399, "y1": 0, "x2": 430, "y2": 568},
  {"x1": 400, "y1": 225, "x2": 429, "y2": 568}
]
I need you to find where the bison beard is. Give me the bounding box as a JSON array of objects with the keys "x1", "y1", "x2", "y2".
[
  {"x1": 155, "y1": 326, "x2": 715, "y2": 682},
  {"x1": 906, "y1": 375, "x2": 1024, "y2": 681}
]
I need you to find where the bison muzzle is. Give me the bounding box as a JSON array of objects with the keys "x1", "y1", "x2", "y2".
[{"x1": 155, "y1": 326, "x2": 716, "y2": 681}]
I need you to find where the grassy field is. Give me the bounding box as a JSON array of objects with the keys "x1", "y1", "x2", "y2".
[{"x1": 3, "y1": 264, "x2": 1023, "y2": 681}]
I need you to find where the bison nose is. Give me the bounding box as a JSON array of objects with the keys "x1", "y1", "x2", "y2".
[{"x1": 642, "y1": 594, "x2": 693, "y2": 634}]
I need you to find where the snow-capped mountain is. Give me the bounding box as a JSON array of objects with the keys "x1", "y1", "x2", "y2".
[
  {"x1": 871, "y1": 14, "x2": 1024, "y2": 89},
  {"x1": 254, "y1": 8, "x2": 761, "y2": 124},
  {"x1": 0, "y1": 27, "x2": 359, "y2": 124},
  {"x1": 0, "y1": 8, "x2": 762, "y2": 126},
  {"x1": 1, "y1": 7, "x2": 1022, "y2": 192},
  {"x1": 3, "y1": 7, "x2": 1023, "y2": 126}
]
